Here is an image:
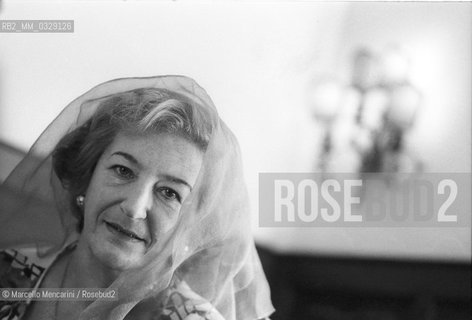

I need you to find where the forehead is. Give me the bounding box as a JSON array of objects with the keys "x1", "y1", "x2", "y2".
[{"x1": 103, "y1": 132, "x2": 204, "y2": 175}]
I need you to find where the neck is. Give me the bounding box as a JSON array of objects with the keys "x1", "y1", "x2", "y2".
[
  {"x1": 56, "y1": 238, "x2": 122, "y2": 317},
  {"x1": 66, "y1": 237, "x2": 121, "y2": 289}
]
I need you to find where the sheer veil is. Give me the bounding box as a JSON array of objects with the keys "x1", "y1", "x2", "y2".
[{"x1": 0, "y1": 75, "x2": 274, "y2": 320}]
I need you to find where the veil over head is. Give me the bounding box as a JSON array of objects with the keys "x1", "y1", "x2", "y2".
[{"x1": 0, "y1": 75, "x2": 274, "y2": 320}]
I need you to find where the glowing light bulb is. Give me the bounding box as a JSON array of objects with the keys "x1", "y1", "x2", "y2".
[
  {"x1": 308, "y1": 79, "x2": 344, "y2": 123},
  {"x1": 380, "y1": 46, "x2": 410, "y2": 86}
]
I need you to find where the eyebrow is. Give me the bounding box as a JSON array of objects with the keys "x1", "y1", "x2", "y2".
[
  {"x1": 111, "y1": 152, "x2": 138, "y2": 165},
  {"x1": 110, "y1": 152, "x2": 193, "y2": 191},
  {"x1": 160, "y1": 174, "x2": 193, "y2": 192}
]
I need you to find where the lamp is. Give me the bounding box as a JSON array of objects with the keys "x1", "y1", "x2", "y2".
[
  {"x1": 308, "y1": 45, "x2": 423, "y2": 174},
  {"x1": 308, "y1": 78, "x2": 344, "y2": 171}
]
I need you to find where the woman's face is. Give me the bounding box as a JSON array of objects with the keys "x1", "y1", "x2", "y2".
[{"x1": 81, "y1": 131, "x2": 203, "y2": 271}]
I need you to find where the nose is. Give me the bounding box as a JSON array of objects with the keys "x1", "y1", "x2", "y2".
[{"x1": 119, "y1": 182, "x2": 153, "y2": 220}]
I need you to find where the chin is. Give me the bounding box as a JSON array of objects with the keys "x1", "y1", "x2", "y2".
[
  {"x1": 91, "y1": 240, "x2": 143, "y2": 271},
  {"x1": 88, "y1": 226, "x2": 145, "y2": 271}
]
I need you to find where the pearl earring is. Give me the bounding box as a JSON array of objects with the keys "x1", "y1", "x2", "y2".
[{"x1": 76, "y1": 195, "x2": 85, "y2": 208}]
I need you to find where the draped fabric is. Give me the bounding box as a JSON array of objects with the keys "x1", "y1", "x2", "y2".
[{"x1": 0, "y1": 76, "x2": 274, "y2": 320}]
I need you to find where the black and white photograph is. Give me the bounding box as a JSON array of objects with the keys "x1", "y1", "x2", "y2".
[{"x1": 0, "y1": 1, "x2": 470, "y2": 319}]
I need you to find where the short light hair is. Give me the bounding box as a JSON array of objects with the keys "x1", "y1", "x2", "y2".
[{"x1": 52, "y1": 88, "x2": 213, "y2": 227}]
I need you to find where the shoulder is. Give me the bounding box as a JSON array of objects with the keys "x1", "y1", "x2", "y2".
[
  {"x1": 0, "y1": 245, "x2": 73, "y2": 320},
  {"x1": 0, "y1": 249, "x2": 48, "y2": 287},
  {"x1": 0, "y1": 249, "x2": 50, "y2": 320}
]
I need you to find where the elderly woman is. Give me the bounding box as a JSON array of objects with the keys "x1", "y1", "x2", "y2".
[{"x1": 0, "y1": 76, "x2": 274, "y2": 320}]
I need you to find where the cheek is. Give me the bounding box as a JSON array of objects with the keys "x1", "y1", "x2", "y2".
[
  {"x1": 81, "y1": 195, "x2": 102, "y2": 231},
  {"x1": 83, "y1": 168, "x2": 113, "y2": 214},
  {"x1": 83, "y1": 186, "x2": 113, "y2": 227},
  {"x1": 147, "y1": 206, "x2": 181, "y2": 240}
]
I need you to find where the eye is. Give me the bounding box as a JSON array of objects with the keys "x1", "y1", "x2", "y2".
[
  {"x1": 111, "y1": 165, "x2": 135, "y2": 180},
  {"x1": 156, "y1": 187, "x2": 181, "y2": 203}
]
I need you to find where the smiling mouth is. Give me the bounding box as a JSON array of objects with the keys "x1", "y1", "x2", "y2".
[{"x1": 105, "y1": 221, "x2": 145, "y2": 242}]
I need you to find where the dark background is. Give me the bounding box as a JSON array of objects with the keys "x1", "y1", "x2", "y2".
[{"x1": 257, "y1": 246, "x2": 471, "y2": 320}]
